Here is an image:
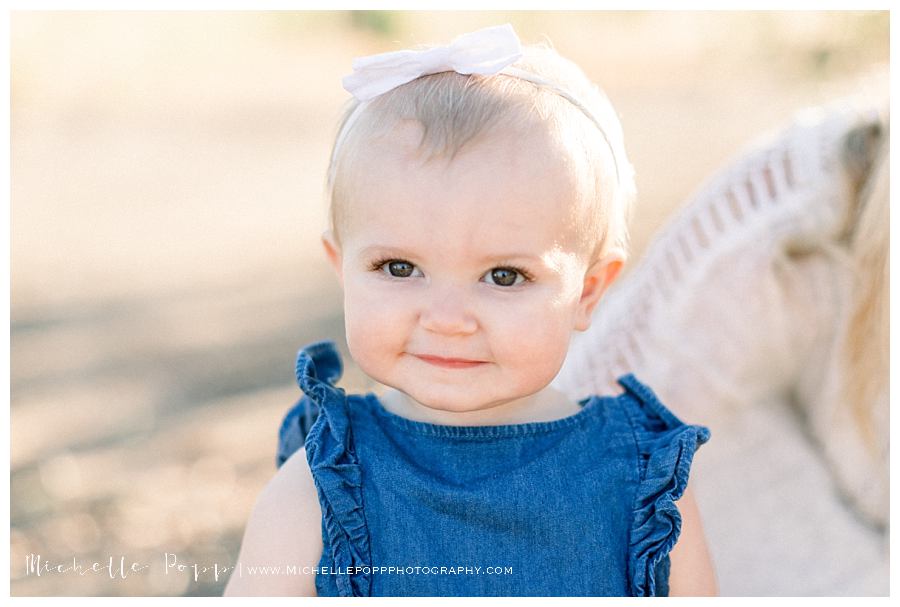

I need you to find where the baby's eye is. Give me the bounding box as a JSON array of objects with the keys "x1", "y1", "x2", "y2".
[
  {"x1": 483, "y1": 267, "x2": 527, "y2": 287},
  {"x1": 377, "y1": 259, "x2": 421, "y2": 278}
]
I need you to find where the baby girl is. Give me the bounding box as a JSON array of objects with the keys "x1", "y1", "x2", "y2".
[{"x1": 225, "y1": 24, "x2": 715, "y2": 597}]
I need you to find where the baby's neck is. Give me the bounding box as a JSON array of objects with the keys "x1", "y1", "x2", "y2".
[{"x1": 375, "y1": 385, "x2": 583, "y2": 427}]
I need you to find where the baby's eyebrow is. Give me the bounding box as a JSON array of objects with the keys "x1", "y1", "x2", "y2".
[
  {"x1": 476, "y1": 253, "x2": 543, "y2": 264},
  {"x1": 358, "y1": 244, "x2": 418, "y2": 259}
]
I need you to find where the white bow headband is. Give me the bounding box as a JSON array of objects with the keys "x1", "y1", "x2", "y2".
[{"x1": 332, "y1": 24, "x2": 620, "y2": 182}]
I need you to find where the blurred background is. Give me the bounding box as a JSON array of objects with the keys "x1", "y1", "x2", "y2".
[{"x1": 10, "y1": 11, "x2": 888, "y2": 596}]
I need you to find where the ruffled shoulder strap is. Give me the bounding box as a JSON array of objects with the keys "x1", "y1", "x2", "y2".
[
  {"x1": 618, "y1": 374, "x2": 711, "y2": 597},
  {"x1": 276, "y1": 341, "x2": 343, "y2": 467},
  {"x1": 277, "y1": 340, "x2": 372, "y2": 596}
]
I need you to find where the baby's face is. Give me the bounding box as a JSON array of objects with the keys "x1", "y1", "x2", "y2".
[{"x1": 325, "y1": 121, "x2": 618, "y2": 415}]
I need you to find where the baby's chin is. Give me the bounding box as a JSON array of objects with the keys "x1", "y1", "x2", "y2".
[{"x1": 363, "y1": 367, "x2": 502, "y2": 414}]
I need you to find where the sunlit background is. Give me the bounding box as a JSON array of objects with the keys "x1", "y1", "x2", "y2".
[{"x1": 10, "y1": 11, "x2": 888, "y2": 596}]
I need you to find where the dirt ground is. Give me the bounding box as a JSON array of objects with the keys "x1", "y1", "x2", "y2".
[{"x1": 9, "y1": 11, "x2": 888, "y2": 596}]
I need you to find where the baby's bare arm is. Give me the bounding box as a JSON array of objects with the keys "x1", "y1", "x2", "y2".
[
  {"x1": 223, "y1": 448, "x2": 323, "y2": 596},
  {"x1": 667, "y1": 485, "x2": 718, "y2": 596}
]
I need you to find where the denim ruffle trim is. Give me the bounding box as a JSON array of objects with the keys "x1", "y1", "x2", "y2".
[
  {"x1": 618, "y1": 374, "x2": 711, "y2": 597},
  {"x1": 293, "y1": 340, "x2": 372, "y2": 597},
  {"x1": 276, "y1": 393, "x2": 320, "y2": 468}
]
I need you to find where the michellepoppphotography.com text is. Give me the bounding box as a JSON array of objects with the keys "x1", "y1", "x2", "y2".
[{"x1": 22, "y1": 553, "x2": 512, "y2": 584}]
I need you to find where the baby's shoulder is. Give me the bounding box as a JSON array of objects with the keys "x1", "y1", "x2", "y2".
[
  {"x1": 225, "y1": 448, "x2": 322, "y2": 596},
  {"x1": 257, "y1": 448, "x2": 322, "y2": 544},
  {"x1": 273, "y1": 447, "x2": 321, "y2": 509}
]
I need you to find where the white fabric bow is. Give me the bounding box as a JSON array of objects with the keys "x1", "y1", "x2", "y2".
[{"x1": 342, "y1": 23, "x2": 523, "y2": 101}]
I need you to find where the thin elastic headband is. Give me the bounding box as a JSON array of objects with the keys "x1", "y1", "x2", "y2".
[{"x1": 330, "y1": 23, "x2": 621, "y2": 185}]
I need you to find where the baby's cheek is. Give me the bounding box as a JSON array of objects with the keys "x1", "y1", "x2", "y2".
[
  {"x1": 343, "y1": 290, "x2": 406, "y2": 369},
  {"x1": 487, "y1": 300, "x2": 571, "y2": 370}
]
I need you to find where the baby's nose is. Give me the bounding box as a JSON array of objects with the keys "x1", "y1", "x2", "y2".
[{"x1": 419, "y1": 286, "x2": 478, "y2": 336}]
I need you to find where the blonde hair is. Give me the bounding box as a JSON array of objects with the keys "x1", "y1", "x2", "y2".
[
  {"x1": 841, "y1": 118, "x2": 889, "y2": 453},
  {"x1": 326, "y1": 43, "x2": 636, "y2": 264}
]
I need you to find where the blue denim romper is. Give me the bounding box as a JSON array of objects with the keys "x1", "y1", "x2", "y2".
[{"x1": 277, "y1": 341, "x2": 710, "y2": 597}]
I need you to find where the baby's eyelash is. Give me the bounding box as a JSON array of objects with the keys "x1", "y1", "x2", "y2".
[
  {"x1": 497, "y1": 264, "x2": 534, "y2": 282},
  {"x1": 368, "y1": 256, "x2": 397, "y2": 272}
]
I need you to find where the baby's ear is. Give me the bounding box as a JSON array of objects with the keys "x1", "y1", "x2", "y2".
[
  {"x1": 321, "y1": 230, "x2": 343, "y2": 283},
  {"x1": 574, "y1": 250, "x2": 625, "y2": 332}
]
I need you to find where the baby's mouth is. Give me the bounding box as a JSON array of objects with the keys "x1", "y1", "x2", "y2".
[{"x1": 413, "y1": 354, "x2": 487, "y2": 369}]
